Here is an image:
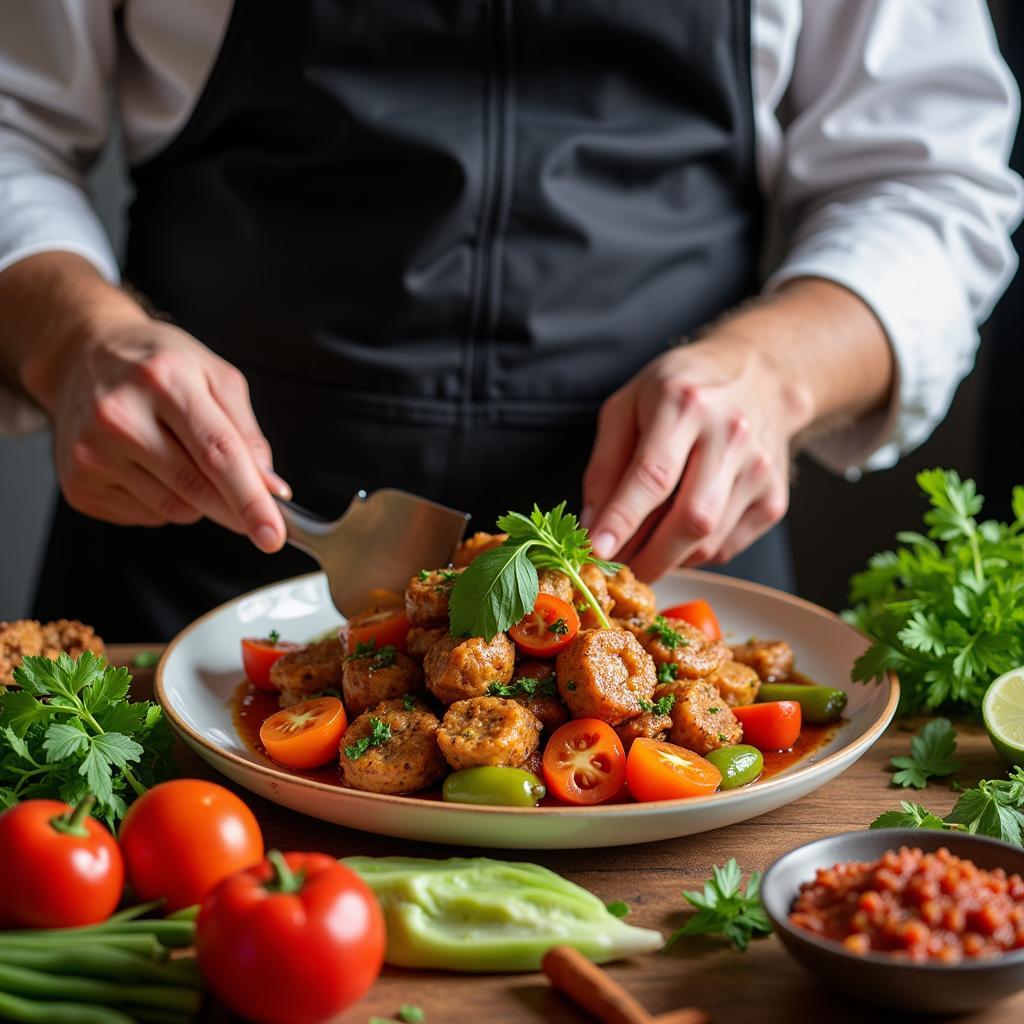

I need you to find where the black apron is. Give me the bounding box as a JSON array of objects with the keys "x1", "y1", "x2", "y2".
[{"x1": 35, "y1": 0, "x2": 791, "y2": 640}]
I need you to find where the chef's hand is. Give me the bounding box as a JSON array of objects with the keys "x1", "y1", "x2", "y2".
[
  {"x1": 1, "y1": 253, "x2": 289, "y2": 551},
  {"x1": 582, "y1": 278, "x2": 893, "y2": 580}
]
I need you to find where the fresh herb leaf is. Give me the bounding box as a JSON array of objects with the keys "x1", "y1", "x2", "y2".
[
  {"x1": 605, "y1": 901, "x2": 631, "y2": 918},
  {"x1": 638, "y1": 694, "x2": 676, "y2": 716},
  {"x1": 846, "y1": 469, "x2": 1024, "y2": 714},
  {"x1": 450, "y1": 503, "x2": 622, "y2": 640},
  {"x1": 657, "y1": 662, "x2": 679, "y2": 685},
  {"x1": 0, "y1": 653, "x2": 175, "y2": 825},
  {"x1": 664, "y1": 859, "x2": 771, "y2": 953},
  {"x1": 131, "y1": 650, "x2": 160, "y2": 669},
  {"x1": 344, "y1": 717, "x2": 393, "y2": 761},
  {"x1": 346, "y1": 643, "x2": 397, "y2": 670},
  {"x1": 646, "y1": 616, "x2": 689, "y2": 651},
  {"x1": 398, "y1": 1006, "x2": 425, "y2": 1023},
  {"x1": 266, "y1": 629, "x2": 281, "y2": 645},
  {"x1": 889, "y1": 718, "x2": 962, "y2": 789},
  {"x1": 870, "y1": 800, "x2": 948, "y2": 831},
  {"x1": 548, "y1": 618, "x2": 569, "y2": 636},
  {"x1": 487, "y1": 674, "x2": 558, "y2": 700},
  {"x1": 418, "y1": 569, "x2": 431, "y2": 582},
  {"x1": 401, "y1": 694, "x2": 416, "y2": 712}
]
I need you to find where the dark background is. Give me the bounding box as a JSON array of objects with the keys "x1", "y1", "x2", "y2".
[{"x1": 0, "y1": 1, "x2": 1019, "y2": 622}]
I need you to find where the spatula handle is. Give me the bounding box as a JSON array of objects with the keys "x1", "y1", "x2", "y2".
[{"x1": 273, "y1": 496, "x2": 335, "y2": 557}]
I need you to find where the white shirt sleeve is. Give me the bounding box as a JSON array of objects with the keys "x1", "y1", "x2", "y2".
[{"x1": 759, "y1": 0, "x2": 1023, "y2": 476}]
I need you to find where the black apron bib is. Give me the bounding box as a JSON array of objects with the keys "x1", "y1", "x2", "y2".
[{"x1": 36, "y1": 0, "x2": 790, "y2": 639}]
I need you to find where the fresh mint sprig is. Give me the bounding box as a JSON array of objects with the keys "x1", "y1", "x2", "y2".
[{"x1": 449, "y1": 503, "x2": 621, "y2": 640}]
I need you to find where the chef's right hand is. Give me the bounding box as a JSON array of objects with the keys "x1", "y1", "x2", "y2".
[{"x1": 13, "y1": 256, "x2": 290, "y2": 552}]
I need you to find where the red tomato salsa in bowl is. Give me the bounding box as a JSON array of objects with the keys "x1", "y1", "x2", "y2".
[{"x1": 789, "y1": 845, "x2": 1024, "y2": 963}]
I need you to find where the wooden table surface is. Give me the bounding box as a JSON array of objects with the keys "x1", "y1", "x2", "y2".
[{"x1": 115, "y1": 644, "x2": 1024, "y2": 1024}]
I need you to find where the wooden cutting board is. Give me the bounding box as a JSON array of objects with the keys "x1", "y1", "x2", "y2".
[{"x1": 114, "y1": 644, "x2": 1024, "y2": 1024}]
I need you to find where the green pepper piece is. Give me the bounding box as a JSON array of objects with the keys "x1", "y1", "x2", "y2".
[
  {"x1": 342, "y1": 856, "x2": 663, "y2": 971},
  {"x1": 756, "y1": 683, "x2": 847, "y2": 724},
  {"x1": 704, "y1": 744, "x2": 764, "y2": 789},
  {"x1": 442, "y1": 767, "x2": 546, "y2": 807}
]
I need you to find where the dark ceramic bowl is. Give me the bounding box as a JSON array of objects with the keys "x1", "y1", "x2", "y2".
[{"x1": 761, "y1": 829, "x2": 1024, "y2": 1015}]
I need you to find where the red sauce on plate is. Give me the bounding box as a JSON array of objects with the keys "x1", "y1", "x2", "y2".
[
  {"x1": 230, "y1": 679, "x2": 837, "y2": 797},
  {"x1": 790, "y1": 846, "x2": 1024, "y2": 962}
]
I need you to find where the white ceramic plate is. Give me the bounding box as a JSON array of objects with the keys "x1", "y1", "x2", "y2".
[{"x1": 156, "y1": 570, "x2": 897, "y2": 849}]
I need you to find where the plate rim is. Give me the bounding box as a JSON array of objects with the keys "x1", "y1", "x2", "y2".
[{"x1": 155, "y1": 568, "x2": 899, "y2": 818}]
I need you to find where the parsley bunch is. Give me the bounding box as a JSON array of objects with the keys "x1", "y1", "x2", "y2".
[
  {"x1": 871, "y1": 766, "x2": 1024, "y2": 846},
  {"x1": 664, "y1": 859, "x2": 771, "y2": 953},
  {"x1": 889, "y1": 718, "x2": 962, "y2": 789},
  {"x1": 845, "y1": 469, "x2": 1024, "y2": 714},
  {"x1": 0, "y1": 652, "x2": 175, "y2": 825},
  {"x1": 449, "y1": 503, "x2": 621, "y2": 640}
]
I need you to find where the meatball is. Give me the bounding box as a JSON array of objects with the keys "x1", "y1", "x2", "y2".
[
  {"x1": 658, "y1": 679, "x2": 742, "y2": 755},
  {"x1": 437, "y1": 696, "x2": 542, "y2": 771},
  {"x1": 269, "y1": 638, "x2": 344, "y2": 707},
  {"x1": 538, "y1": 569, "x2": 574, "y2": 603},
  {"x1": 423, "y1": 632, "x2": 515, "y2": 704},
  {"x1": 342, "y1": 647, "x2": 423, "y2": 717},
  {"x1": 606, "y1": 567, "x2": 657, "y2": 620},
  {"x1": 555, "y1": 628, "x2": 656, "y2": 725},
  {"x1": 614, "y1": 712, "x2": 672, "y2": 752},
  {"x1": 452, "y1": 532, "x2": 508, "y2": 568},
  {"x1": 508, "y1": 662, "x2": 570, "y2": 732},
  {"x1": 707, "y1": 660, "x2": 761, "y2": 707},
  {"x1": 573, "y1": 564, "x2": 615, "y2": 630},
  {"x1": 640, "y1": 617, "x2": 729, "y2": 680},
  {"x1": 521, "y1": 748, "x2": 544, "y2": 778},
  {"x1": 406, "y1": 625, "x2": 447, "y2": 661},
  {"x1": 730, "y1": 640, "x2": 794, "y2": 682},
  {"x1": 339, "y1": 699, "x2": 446, "y2": 795},
  {"x1": 613, "y1": 615, "x2": 656, "y2": 642},
  {"x1": 404, "y1": 568, "x2": 463, "y2": 627}
]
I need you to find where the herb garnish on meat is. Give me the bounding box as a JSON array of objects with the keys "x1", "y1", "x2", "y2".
[
  {"x1": 346, "y1": 642, "x2": 397, "y2": 670},
  {"x1": 344, "y1": 717, "x2": 393, "y2": 760},
  {"x1": 488, "y1": 674, "x2": 558, "y2": 700},
  {"x1": 638, "y1": 694, "x2": 676, "y2": 715},
  {"x1": 647, "y1": 616, "x2": 689, "y2": 651},
  {"x1": 449, "y1": 503, "x2": 622, "y2": 640},
  {"x1": 657, "y1": 662, "x2": 679, "y2": 685}
]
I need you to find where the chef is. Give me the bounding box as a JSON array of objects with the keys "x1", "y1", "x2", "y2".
[{"x1": 0, "y1": 1, "x2": 1019, "y2": 638}]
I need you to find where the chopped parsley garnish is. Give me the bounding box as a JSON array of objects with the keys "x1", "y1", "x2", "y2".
[
  {"x1": 566, "y1": 681, "x2": 577, "y2": 692},
  {"x1": 418, "y1": 569, "x2": 431, "y2": 582},
  {"x1": 488, "y1": 674, "x2": 558, "y2": 700},
  {"x1": 548, "y1": 617, "x2": 569, "y2": 636},
  {"x1": 639, "y1": 694, "x2": 676, "y2": 716},
  {"x1": 344, "y1": 717, "x2": 392, "y2": 760},
  {"x1": 708, "y1": 706, "x2": 720, "y2": 714},
  {"x1": 401, "y1": 694, "x2": 416, "y2": 712},
  {"x1": 646, "y1": 616, "x2": 689, "y2": 651},
  {"x1": 717, "y1": 733, "x2": 727, "y2": 742},
  {"x1": 266, "y1": 629, "x2": 281, "y2": 645},
  {"x1": 605, "y1": 900, "x2": 631, "y2": 918},
  {"x1": 346, "y1": 642, "x2": 397, "y2": 670},
  {"x1": 657, "y1": 662, "x2": 679, "y2": 685}
]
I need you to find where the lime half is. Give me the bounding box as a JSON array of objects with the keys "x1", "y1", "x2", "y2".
[{"x1": 982, "y1": 667, "x2": 1024, "y2": 767}]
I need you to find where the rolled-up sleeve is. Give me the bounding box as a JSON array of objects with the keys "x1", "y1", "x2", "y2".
[
  {"x1": 763, "y1": 0, "x2": 1023, "y2": 475},
  {"x1": 0, "y1": 1, "x2": 117, "y2": 432}
]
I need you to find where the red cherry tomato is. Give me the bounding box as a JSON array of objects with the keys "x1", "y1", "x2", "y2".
[
  {"x1": 119, "y1": 780, "x2": 264, "y2": 912},
  {"x1": 341, "y1": 608, "x2": 411, "y2": 655},
  {"x1": 658, "y1": 599, "x2": 722, "y2": 641},
  {"x1": 542, "y1": 719, "x2": 626, "y2": 805},
  {"x1": 0, "y1": 797, "x2": 123, "y2": 928},
  {"x1": 259, "y1": 697, "x2": 347, "y2": 769},
  {"x1": 626, "y1": 739, "x2": 721, "y2": 802},
  {"x1": 732, "y1": 700, "x2": 802, "y2": 751},
  {"x1": 242, "y1": 634, "x2": 301, "y2": 691},
  {"x1": 508, "y1": 594, "x2": 580, "y2": 659},
  {"x1": 197, "y1": 851, "x2": 385, "y2": 1024}
]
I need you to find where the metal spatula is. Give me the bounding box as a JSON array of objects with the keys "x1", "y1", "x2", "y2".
[{"x1": 273, "y1": 489, "x2": 470, "y2": 616}]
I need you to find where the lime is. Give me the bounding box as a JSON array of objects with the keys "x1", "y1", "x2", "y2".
[{"x1": 982, "y1": 667, "x2": 1024, "y2": 767}]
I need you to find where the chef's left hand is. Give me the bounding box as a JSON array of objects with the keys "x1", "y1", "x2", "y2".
[{"x1": 582, "y1": 331, "x2": 813, "y2": 581}]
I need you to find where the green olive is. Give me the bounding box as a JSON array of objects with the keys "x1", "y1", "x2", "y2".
[
  {"x1": 442, "y1": 766, "x2": 547, "y2": 807},
  {"x1": 704, "y1": 744, "x2": 764, "y2": 790}
]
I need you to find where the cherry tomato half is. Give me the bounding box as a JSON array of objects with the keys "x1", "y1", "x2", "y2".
[
  {"x1": 732, "y1": 700, "x2": 802, "y2": 751},
  {"x1": 341, "y1": 608, "x2": 411, "y2": 655},
  {"x1": 626, "y1": 739, "x2": 721, "y2": 802},
  {"x1": 259, "y1": 697, "x2": 348, "y2": 769},
  {"x1": 542, "y1": 719, "x2": 626, "y2": 805},
  {"x1": 119, "y1": 780, "x2": 264, "y2": 912},
  {"x1": 509, "y1": 594, "x2": 580, "y2": 659},
  {"x1": 658, "y1": 599, "x2": 721, "y2": 642},
  {"x1": 0, "y1": 797, "x2": 123, "y2": 928},
  {"x1": 242, "y1": 634, "x2": 300, "y2": 692},
  {"x1": 197, "y1": 852, "x2": 385, "y2": 1024}
]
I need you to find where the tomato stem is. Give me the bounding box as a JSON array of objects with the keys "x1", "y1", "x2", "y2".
[
  {"x1": 265, "y1": 850, "x2": 304, "y2": 894},
  {"x1": 50, "y1": 794, "x2": 95, "y2": 837}
]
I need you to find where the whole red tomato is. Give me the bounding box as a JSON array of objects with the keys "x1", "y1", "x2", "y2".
[
  {"x1": 0, "y1": 796, "x2": 123, "y2": 928},
  {"x1": 119, "y1": 779, "x2": 264, "y2": 911},
  {"x1": 197, "y1": 851, "x2": 385, "y2": 1024}
]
